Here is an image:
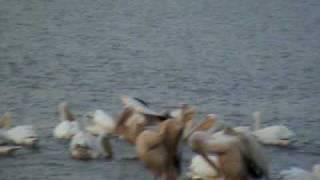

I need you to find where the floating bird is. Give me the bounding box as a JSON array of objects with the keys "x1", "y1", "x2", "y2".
[
  {"x1": 0, "y1": 112, "x2": 38, "y2": 147},
  {"x1": 280, "y1": 164, "x2": 320, "y2": 180},
  {"x1": 85, "y1": 109, "x2": 115, "y2": 136},
  {"x1": 0, "y1": 145, "x2": 22, "y2": 156},
  {"x1": 5, "y1": 125, "x2": 38, "y2": 147},
  {"x1": 53, "y1": 102, "x2": 80, "y2": 139},
  {"x1": 209, "y1": 112, "x2": 295, "y2": 146},
  {"x1": 189, "y1": 128, "x2": 269, "y2": 180},
  {"x1": 252, "y1": 111, "x2": 295, "y2": 146},
  {"x1": 135, "y1": 105, "x2": 195, "y2": 180},
  {"x1": 70, "y1": 131, "x2": 113, "y2": 160}
]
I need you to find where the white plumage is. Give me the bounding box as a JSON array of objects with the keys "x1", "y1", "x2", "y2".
[
  {"x1": 189, "y1": 155, "x2": 220, "y2": 180},
  {"x1": 85, "y1": 110, "x2": 115, "y2": 136}
]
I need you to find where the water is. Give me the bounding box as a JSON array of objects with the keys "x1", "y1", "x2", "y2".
[{"x1": 0, "y1": 0, "x2": 320, "y2": 179}]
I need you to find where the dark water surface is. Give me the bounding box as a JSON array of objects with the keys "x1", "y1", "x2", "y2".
[{"x1": 0, "y1": 0, "x2": 320, "y2": 179}]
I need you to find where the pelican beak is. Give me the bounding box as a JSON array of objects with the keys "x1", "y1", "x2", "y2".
[{"x1": 183, "y1": 116, "x2": 216, "y2": 140}]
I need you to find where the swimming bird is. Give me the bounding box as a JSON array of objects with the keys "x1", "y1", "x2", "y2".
[
  {"x1": 70, "y1": 131, "x2": 113, "y2": 160},
  {"x1": 252, "y1": 111, "x2": 295, "y2": 146},
  {"x1": 53, "y1": 102, "x2": 80, "y2": 139},
  {"x1": 280, "y1": 164, "x2": 320, "y2": 180},
  {"x1": 135, "y1": 105, "x2": 195, "y2": 180},
  {"x1": 85, "y1": 109, "x2": 115, "y2": 136},
  {"x1": 0, "y1": 145, "x2": 22, "y2": 156},
  {"x1": 115, "y1": 101, "x2": 173, "y2": 145},
  {"x1": 5, "y1": 125, "x2": 38, "y2": 147},
  {"x1": 0, "y1": 112, "x2": 38, "y2": 147},
  {"x1": 189, "y1": 128, "x2": 269, "y2": 180}
]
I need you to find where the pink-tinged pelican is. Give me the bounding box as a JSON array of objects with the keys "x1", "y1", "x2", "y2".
[
  {"x1": 135, "y1": 105, "x2": 196, "y2": 180},
  {"x1": 189, "y1": 128, "x2": 269, "y2": 180}
]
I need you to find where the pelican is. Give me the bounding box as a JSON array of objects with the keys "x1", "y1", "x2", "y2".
[
  {"x1": 70, "y1": 131, "x2": 113, "y2": 160},
  {"x1": 5, "y1": 125, "x2": 38, "y2": 146},
  {"x1": 209, "y1": 112, "x2": 295, "y2": 146},
  {"x1": 189, "y1": 128, "x2": 269, "y2": 180},
  {"x1": 252, "y1": 111, "x2": 295, "y2": 146},
  {"x1": 114, "y1": 107, "x2": 146, "y2": 144},
  {"x1": 0, "y1": 145, "x2": 21, "y2": 156},
  {"x1": 120, "y1": 95, "x2": 170, "y2": 121},
  {"x1": 183, "y1": 114, "x2": 217, "y2": 140},
  {"x1": 135, "y1": 105, "x2": 195, "y2": 180},
  {"x1": 280, "y1": 164, "x2": 320, "y2": 180},
  {"x1": 115, "y1": 104, "x2": 171, "y2": 145},
  {"x1": 185, "y1": 114, "x2": 221, "y2": 180},
  {"x1": 85, "y1": 109, "x2": 115, "y2": 136},
  {"x1": 188, "y1": 154, "x2": 220, "y2": 180},
  {"x1": 0, "y1": 112, "x2": 38, "y2": 147},
  {"x1": 53, "y1": 102, "x2": 80, "y2": 139}
]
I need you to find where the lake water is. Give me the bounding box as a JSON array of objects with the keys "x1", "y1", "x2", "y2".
[{"x1": 0, "y1": 0, "x2": 319, "y2": 179}]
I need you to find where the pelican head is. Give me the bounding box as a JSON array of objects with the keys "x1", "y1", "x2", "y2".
[
  {"x1": 0, "y1": 112, "x2": 12, "y2": 129},
  {"x1": 58, "y1": 101, "x2": 75, "y2": 121}
]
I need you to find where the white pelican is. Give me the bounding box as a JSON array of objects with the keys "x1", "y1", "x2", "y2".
[
  {"x1": 114, "y1": 108, "x2": 146, "y2": 144},
  {"x1": 5, "y1": 125, "x2": 38, "y2": 146},
  {"x1": 0, "y1": 145, "x2": 21, "y2": 156},
  {"x1": 189, "y1": 128, "x2": 269, "y2": 180},
  {"x1": 70, "y1": 131, "x2": 113, "y2": 160},
  {"x1": 53, "y1": 102, "x2": 80, "y2": 139},
  {"x1": 135, "y1": 105, "x2": 195, "y2": 180},
  {"x1": 280, "y1": 164, "x2": 320, "y2": 180},
  {"x1": 252, "y1": 111, "x2": 295, "y2": 146},
  {"x1": 0, "y1": 112, "x2": 38, "y2": 147},
  {"x1": 85, "y1": 109, "x2": 115, "y2": 136},
  {"x1": 120, "y1": 95, "x2": 170, "y2": 121},
  {"x1": 115, "y1": 104, "x2": 171, "y2": 145}
]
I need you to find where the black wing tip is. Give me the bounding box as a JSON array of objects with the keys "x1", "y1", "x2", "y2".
[{"x1": 133, "y1": 97, "x2": 149, "y2": 107}]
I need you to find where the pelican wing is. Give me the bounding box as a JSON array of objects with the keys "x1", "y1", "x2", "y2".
[{"x1": 120, "y1": 95, "x2": 163, "y2": 117}]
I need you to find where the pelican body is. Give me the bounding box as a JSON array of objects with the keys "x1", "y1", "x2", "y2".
[
  {"x1": 189, "y1": 128, "x2": 269, "y2": 180},
  {"x1": 85, "y1": 109, "x2": 115, "y2": 136},
  {"x1": 0, "y1": 112, "x2": 38, "y2": 147},
  {"x1": 70, "y1": 131, "x2": 113, "y2": 160},
  {"x1": 135, "y1": 105, "x2": 196, "y2": 180},
  {"x1": 53, "y1": 102, "x2": 80, "y2": 139}
]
